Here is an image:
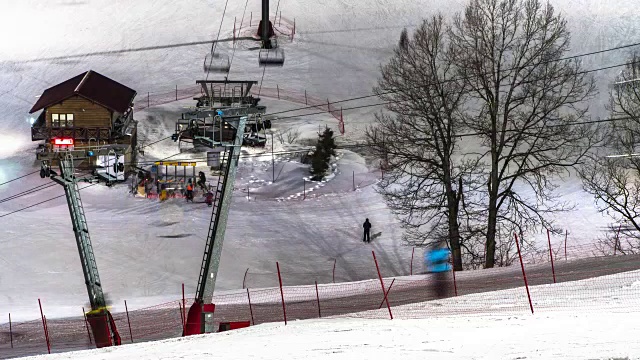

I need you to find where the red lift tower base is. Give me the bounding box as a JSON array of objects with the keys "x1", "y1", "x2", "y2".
[
  {"x1": 183, "y1": 301, "x2": 216, "y2": 336},
  {"x1": 86, "y1": 310, "x2": 121, "y2": 348}
]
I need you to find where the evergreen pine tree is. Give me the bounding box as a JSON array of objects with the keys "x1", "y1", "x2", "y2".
[
  {"x1": 310, "y1": 128, "x2": 335, "y2": 180},
  {"x1": 320, "y1": 127, "x2": 337, "y2": 157}
]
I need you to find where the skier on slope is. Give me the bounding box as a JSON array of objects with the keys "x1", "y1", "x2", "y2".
[
  {"x1": 363, "y1": 218, "x2": 372, "y2": 243},
  {"x1": 425, "y1": 242, "x2": 452, "y2": 299}
]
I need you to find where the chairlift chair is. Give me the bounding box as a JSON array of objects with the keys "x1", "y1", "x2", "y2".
[
  {"x1": 258, "y1": 39, "x2": 285, "y2": 67},
  {"x1": 204, "y1": 52, "x2": 231, "y2": 73},
  {"x1": 258, "y1": 48, "x2": 285, "y2": 67}
]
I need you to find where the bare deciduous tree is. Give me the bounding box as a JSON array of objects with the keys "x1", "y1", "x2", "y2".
[
  {"x1": 365, "y1": 15, "x2": 475, "y2": 271},
  {"x1": 448, "y1": 0, "x2": 598, "y2": 268},
  {"x1": 580, "y1": 56, "x2": 640, "y2": 252},
  {"x1": 275, "y1": 127, "x2": 301, "y2": 144}
]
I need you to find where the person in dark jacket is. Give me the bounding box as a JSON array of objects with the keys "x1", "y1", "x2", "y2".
[
  {"x1": 363, "y1": 218, "x2": 372, "y2": 243},
  {"x1": 197, "y1": 171, "x2": 207, "y2": 191}
]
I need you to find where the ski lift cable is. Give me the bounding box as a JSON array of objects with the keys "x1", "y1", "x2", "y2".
[
  {"x1": 263, "y1": 60, "x2": 640, "y2": 121},
  {"x1": 263, "y1": 41, "x2": 640, "y2": 118},
  {"x1": 0, "y1": 170, "x2": 39, "y2": 187},
  {"x1": 0, "y1": 183, "x2": 58, "y2": 204},
  {"x1": 258, "y1": 56, "x2": 268, "y2": 96},
  {"x1": 227, "y1": 0, "x2": 250, "y2": 75},
  {"x1": 205, "y1": 0, "x2": 231, "y2": 82},
  {"x1": 0, "y1": 183, "x2": 97, "y2": 219}
]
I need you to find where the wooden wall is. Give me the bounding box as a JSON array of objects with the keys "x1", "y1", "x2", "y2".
[{"x1": 45, "y1": 95, "x2": 112, "y2": 128}]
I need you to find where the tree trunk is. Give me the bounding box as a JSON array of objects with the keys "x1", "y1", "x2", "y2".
[
  {"x1": 444, "y1": 162, "x2": 463, "y2": 271},
  {"x1": 447, "y1": 190, "x2": 463, "y2": 271},
  {"x1": 485, "y1": 190, "x2": 498, "y2": 268}
]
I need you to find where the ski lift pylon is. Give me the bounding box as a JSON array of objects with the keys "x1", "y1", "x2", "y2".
[{"x1": 204, "y1": 52, "x2": 231, "y2": 73}]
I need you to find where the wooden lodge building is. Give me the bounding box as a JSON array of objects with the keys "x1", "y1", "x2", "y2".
[{"x1": 29, "y1": 70, "x2": 138, "y2": 177}]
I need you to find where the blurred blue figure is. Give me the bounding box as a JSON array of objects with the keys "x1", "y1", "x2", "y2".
[
  {"x1": 425, "y1": 244, "x2": 452, "y2": 299},
  {"x1": 425, "y1": 247, "x2": 452, "y2": 273}
]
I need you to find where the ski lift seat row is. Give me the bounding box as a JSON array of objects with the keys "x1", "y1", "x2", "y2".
[
  {"x1": 258, "y1": 48, "x2": 285, "y2": 67},
  {"x1": 204, "y1": 52, "x2": 231, "y2": 73}
]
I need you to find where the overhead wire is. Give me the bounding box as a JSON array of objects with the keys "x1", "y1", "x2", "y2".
[
  {"x1": 227, "y1": 0, "x2": 250, "y2": 74},
  {"x1": 0, "y1": 184, "x2": 97, "y2": 219},
  {"x1": 264, "y1": 60, "x2": 638, "y2": 121},
  {"x1": 4, "y1": 41, "x2": 640, "y2": 215},
  {"x1": 205, "y1": 0, "x2": 231, "y2": 82},
  {"x1": 261, "y1": 41, "x2": 640, "y2": 118},
  {"x1": 0, "y1": 170, "x2": 40, "y2": 187},
  {"x1": 0, "y1": 183, "x2": 57, "y2": 204}
]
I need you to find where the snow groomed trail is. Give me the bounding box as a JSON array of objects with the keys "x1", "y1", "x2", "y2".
[{"x1": 2, "y1": 254, "x2": 639, "y2": 359}]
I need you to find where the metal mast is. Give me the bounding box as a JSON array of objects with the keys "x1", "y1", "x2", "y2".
[
  {"x1": 51, "y1": 155, "x2": 105, "y2": 308},
  {"x1": 261, "y1": 0, "x2": 271, "y2": 49},
  {"x1": 184, "y1": 115, "x2": 247, "y2": 335},
  {"x1": 44, "y1": 154, "x2": 121, "y2": 347}
]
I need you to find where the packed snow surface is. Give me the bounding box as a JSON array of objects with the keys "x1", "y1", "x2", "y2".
[
  {"x1": 2, "y1": 0, "x2": 639, "y2": 318},
  {"x1": 16, "y1": 270, "x2": 640, "y2": 360}
]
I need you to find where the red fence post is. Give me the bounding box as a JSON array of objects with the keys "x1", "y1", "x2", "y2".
[
  {"x1": 514, "y1": 233, "x2": 534, "y2": 314},
  {"x1": 250, "y1": 12, "x2": 252, "y2": 27},
  {"x1": 410, "y1": 247, "x2": 415, "y2": 275},
  {"x1": 276, "y1": 262, "x2": 287, "y2": 325},
  {"x1": 178, "y1": 302, "x2": 184, "y2": 334},
  {"x1": 315, "y1": 281, "x2": 321, "y2": 318},
  {"x1": 182, "y1": 283, "x2": 186, "y2": 330},
  {"x1": 44, "y1": 316, "x2": 51, "y2": 351},
  {"x1": 243, "y1": 268, "x2": 250, "y2": 289},
  {"x1": 332, "y1": 259, "x2": 336, "y2": 283},
  {"x1": 546, "y1": 229, "x2": 556, "y2": 283},
  {"x1": 303, "y1": 179, "x2": 306, "y2": 200},
  {"x1": 304, "y1": 90, "x2": 308, "y2": 105},
  {"x1": 124, "y1": 300, "x2": 133, "y2": 343},
  {"x1": 175, "y1": 85, "x2": 178, "y2": 101},
  {"x1": 372, "y1": 251, "x2": 393, "y2": 319},
  {"x1": 246, "y1": 288, "x2": 255, "y2": 325},
  {"x1": 147, "y1": 92, "x2": 150, "y2": 109},
  {"x1": 8, "y1": 313, "x2": 13, "y2": 348},
  {"x1": 277, "y1": 84, "x2": 280, "y2": 100},
  {"x1": 378, "y1": 278, "x2": 396, "y2": 309},
  {"x1": 82, "y1": 307, "x2": 92, "y2": 344},
  {"x1": 38, "y1": 299, "x2": 50, "y2": 354}
]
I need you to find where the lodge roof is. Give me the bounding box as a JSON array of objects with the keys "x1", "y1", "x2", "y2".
[{"x1": 29, "y1": 70, "x2": 137, "y2": 114}]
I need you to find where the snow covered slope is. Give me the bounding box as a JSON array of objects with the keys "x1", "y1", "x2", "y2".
[
  {"x1": 16, "y1": 270, "x2": 640, "y2": 360},
  {"x1": 1, "y1": 0, "x2": 639, "y2": 318}
]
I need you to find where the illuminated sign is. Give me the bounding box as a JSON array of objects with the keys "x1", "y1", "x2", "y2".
[{"x1": 53, "y1": 138, "x2": 74, "y2": 145}]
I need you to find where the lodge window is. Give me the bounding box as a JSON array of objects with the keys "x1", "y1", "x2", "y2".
[{"x1": 51, "y1": 113, "x2": 74, "y2": 127}]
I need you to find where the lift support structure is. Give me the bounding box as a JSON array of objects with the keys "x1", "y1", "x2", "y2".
[
  {"x1": 42, "y1": 153, "x2": 121, "y2": 348},
  {"x1": 183, "y1": 114, "x2": 247, "y2": 335}
]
